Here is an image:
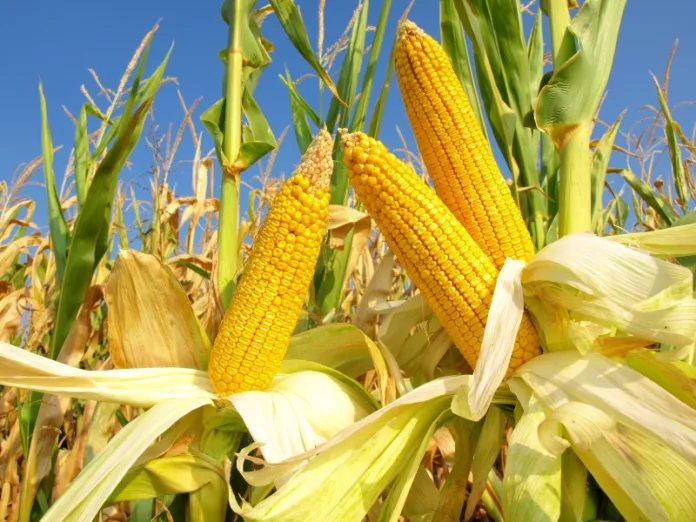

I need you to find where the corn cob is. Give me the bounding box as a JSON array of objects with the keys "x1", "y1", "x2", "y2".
[
  {"x1": 208, "y1": 130, "x2": 333, "y2": 396},
  {"x1": 395, "y1": 21, "x2": 535, "y2": 270},
  {"x1": 341, "y1": 132, "x2": 540, "y2": 375}
]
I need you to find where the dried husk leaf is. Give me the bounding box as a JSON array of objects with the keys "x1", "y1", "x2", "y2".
[{"x1": 104, "y1": 250, "x2": 211, "y2": 370}]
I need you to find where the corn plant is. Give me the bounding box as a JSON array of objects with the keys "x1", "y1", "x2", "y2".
[
  {"x1": 270, "y1": 0, "x2": 400, "y2": 323},
  {"x1": 604, "y1": 43, "x2": 696, "y2": 284},
  {"x1": 2, "y1": 1, "x2": 696, "y2": 521}
]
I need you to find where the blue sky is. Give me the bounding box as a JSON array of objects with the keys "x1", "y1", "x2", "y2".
[{"x1": 2, "y1": 1, "x2": 695, "y2": 234}]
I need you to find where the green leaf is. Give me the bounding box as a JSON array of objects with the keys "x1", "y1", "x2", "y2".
[
  {"x1": 221, "y1": 0, "x2": 272, "y2": 72},
  {"x1": 235, "y1": 88, "x2": 276, "y2": 170},
  {"x1": 604, "y1": 221, "x2": 696, "y2": 259},
  {"x1": 107, "y1": 453, "x2": 228, "y2": 522},
  {"x1": 73, "y1": 105, "x2": 90, "y2": 208},
  {"x1": 527, "y1": 11, "x2": 544, "y2": 101},
  {"x1": 175, "y1": 260, "x2": 211, "y2": 280},
  {"x1": 673, "y1": 210, "x2": 696, "y2": 227},
  {"x1": 518, "y1": 350, "x2": 696, "y2": 520},
  {"x1": 285, "y1": 323, "x2": 378, "y2": 379},
  {"x1": 129, "y1": 500, "x2": 156, "y2": 522},
  {"x1": 464, "y1": 407, "x2": 505, "y2": 521},
  {"x1": 502, "y1": 394, "x2": 562, "y2": 522},
  {"x1": 325, "y1": 0, "x2": 369, "y2": 136},
  {"x1": 243, "y1": 88, "x2": 274, "y2": 139},
  {"x1": 367, "y1": 40, "x2": 395, "y2": 138},
  {"x1": 524, "y1": 233, "x2": 696, "y2": 350},
  {"x1": 49, "y1": 39, "x2": 171, "y2": 359},
  {"x1": 202, "y1": 92, "x2": 275, "y2": 173},
  {"x1": 38, "y1": 83, "x2": 70, "y2": 286},
  {"x1": 559, "y1": 448, "x2": 593, "y2": 522},
  {"x1": 17, "y1": 390, "x2": 41, "y2": 457},
  {"x1": 615, "y1": 168, "x2": 678, "y2": 224},
  {"x1": 281, "y1": 71, "x2": 321, "y2": 128},
  {"x1": 541, "y1": 133, "x2": 560, "y2": 224},
  {"x1": 376, "y1": 411, "x2": 448, "y2": 522},
  {"x1": 269, "y1": 0, "x2": 342, "y2": 102},
  {"x1": 590, "y1": 114, "x2": 622, "y2": 233},
  {"x1": 484, "y1": 0, "x2": 534, "y2": 130},
  {"x1": 351, "y1": 0, "x2": 392, "y2": 133},
  {"x1": 282, "y1": 70, "x2": 321, "y2": 154},
  {"x1": 440, "y1": 0, "x2": 487, "y2": 136},
  {"x1": 235, "y1": 142, "x2": 276, "y2": 170},
  {"x1": 652, "y1": 73, "x2": 688, "y2": 209},
  {"x1": 235, "y1": 393, "x2": 454, "y2": 522},
  {"x1": 455, "y1": 0, "x2": 546, "y2": 248},
  {"x1": 201, "y1": 407, "x2": 246, "y2": 460},
  {"x1": 536, "y1": 0, "x2": 627, "y2": 145},
  {"x1": 200, "y1": 98, "x2": 229, "y2": 169},
  {"x1": 313, "y1": 3, "x2": 370, "y2": 319},
  {"x1": 455, "y1": 0, "x2": 516, "y2": 153}
]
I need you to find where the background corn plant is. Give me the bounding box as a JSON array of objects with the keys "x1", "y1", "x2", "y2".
[{"x1": 1, "y1": 0, "x2": 695, "y2": 521}]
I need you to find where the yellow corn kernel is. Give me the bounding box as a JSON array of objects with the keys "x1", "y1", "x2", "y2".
[
  {"x1": 395, "y1": 21, "x2": 535, "y2": 270},
  {"x1": 340, "y1": 131, "x2": 540, "y2": 376},
  {"x1": 208, "y1": 130, "x2": 333, "y2": 396}
]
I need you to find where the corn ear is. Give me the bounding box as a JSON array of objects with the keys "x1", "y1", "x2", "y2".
[
  {"x1": 395, "y1": 21, "x2": 535, "y2": 269},
  {"x1": 208, "y1": 130, "x2": 333, "y2": 396},
  {"x1": 340, "y1": 131, "x2": 540, "y2": 376}
]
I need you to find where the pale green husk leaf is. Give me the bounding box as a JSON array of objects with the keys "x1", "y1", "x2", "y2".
[
  {"x1": 229, "y1": 367, "x2": 376, "y2": 464},
  {"x1": 42, "y1": 397, "x2": 211, "y2": 522},
  {"x1": 453, "y1": 259, "x2": 526, "y2": 421},
  {"x1": 0, "y1": 341, "x2": 214, "y2": 406},
  {"x1": 523, "y1": 232, "x2": 696, "y2": 350},
  {"x1": 604, "y1": 222, "x2": 696, "y2": 258},
  {"x1": 230, "y1": 376, "x2": 470, "y2": 521},
  {"x1": 502, "y1": 395, "x2": 561, "y2": 522},
  {"x1": 510, "y1": 352, "x2": 696, "y2": 521},
  {"x1": 107, "y1": 453, "x2": 228, "y2": 521}
]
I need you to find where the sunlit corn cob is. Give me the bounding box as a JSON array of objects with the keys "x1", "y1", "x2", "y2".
[
  {"x1": 341, "y1": 132, "x2": 541, "y2": 375},
  {"x1": 208, "y1": 130, "x2": 333, "y2": 396},
  {"x1": 395, "y1": 21, "x2": 535, "y2": 270}
]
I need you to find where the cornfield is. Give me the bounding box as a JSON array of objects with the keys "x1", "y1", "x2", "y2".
[{"x1": 2, "y1": 1, "x2": 696, "y2": 521}]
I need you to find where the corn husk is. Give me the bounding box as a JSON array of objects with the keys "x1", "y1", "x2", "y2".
[
  {"x1": 509, "y1": 351, "x2": 696, "y2": 521},
  {"x1": 105, "y1": 250, "x2": 211, "y2": 370}
]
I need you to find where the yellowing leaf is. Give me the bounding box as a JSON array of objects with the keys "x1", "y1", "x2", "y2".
[
  {"x1": 514, "y1": 351, "x2": 696, "y2": 463},
  {"x1": 625, "y1": 350, "x2": 696, "y2": 409},
  {"x1": 285, "y1": 324, "x2": 399, "y2": 405},
  {"x1": 326, "y1": 205, "x2": 371, "y2": 250}
]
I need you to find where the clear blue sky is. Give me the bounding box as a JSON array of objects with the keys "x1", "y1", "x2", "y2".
[{"x1": 2, "y1": 1, "x2": 695, "y2": 234}]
